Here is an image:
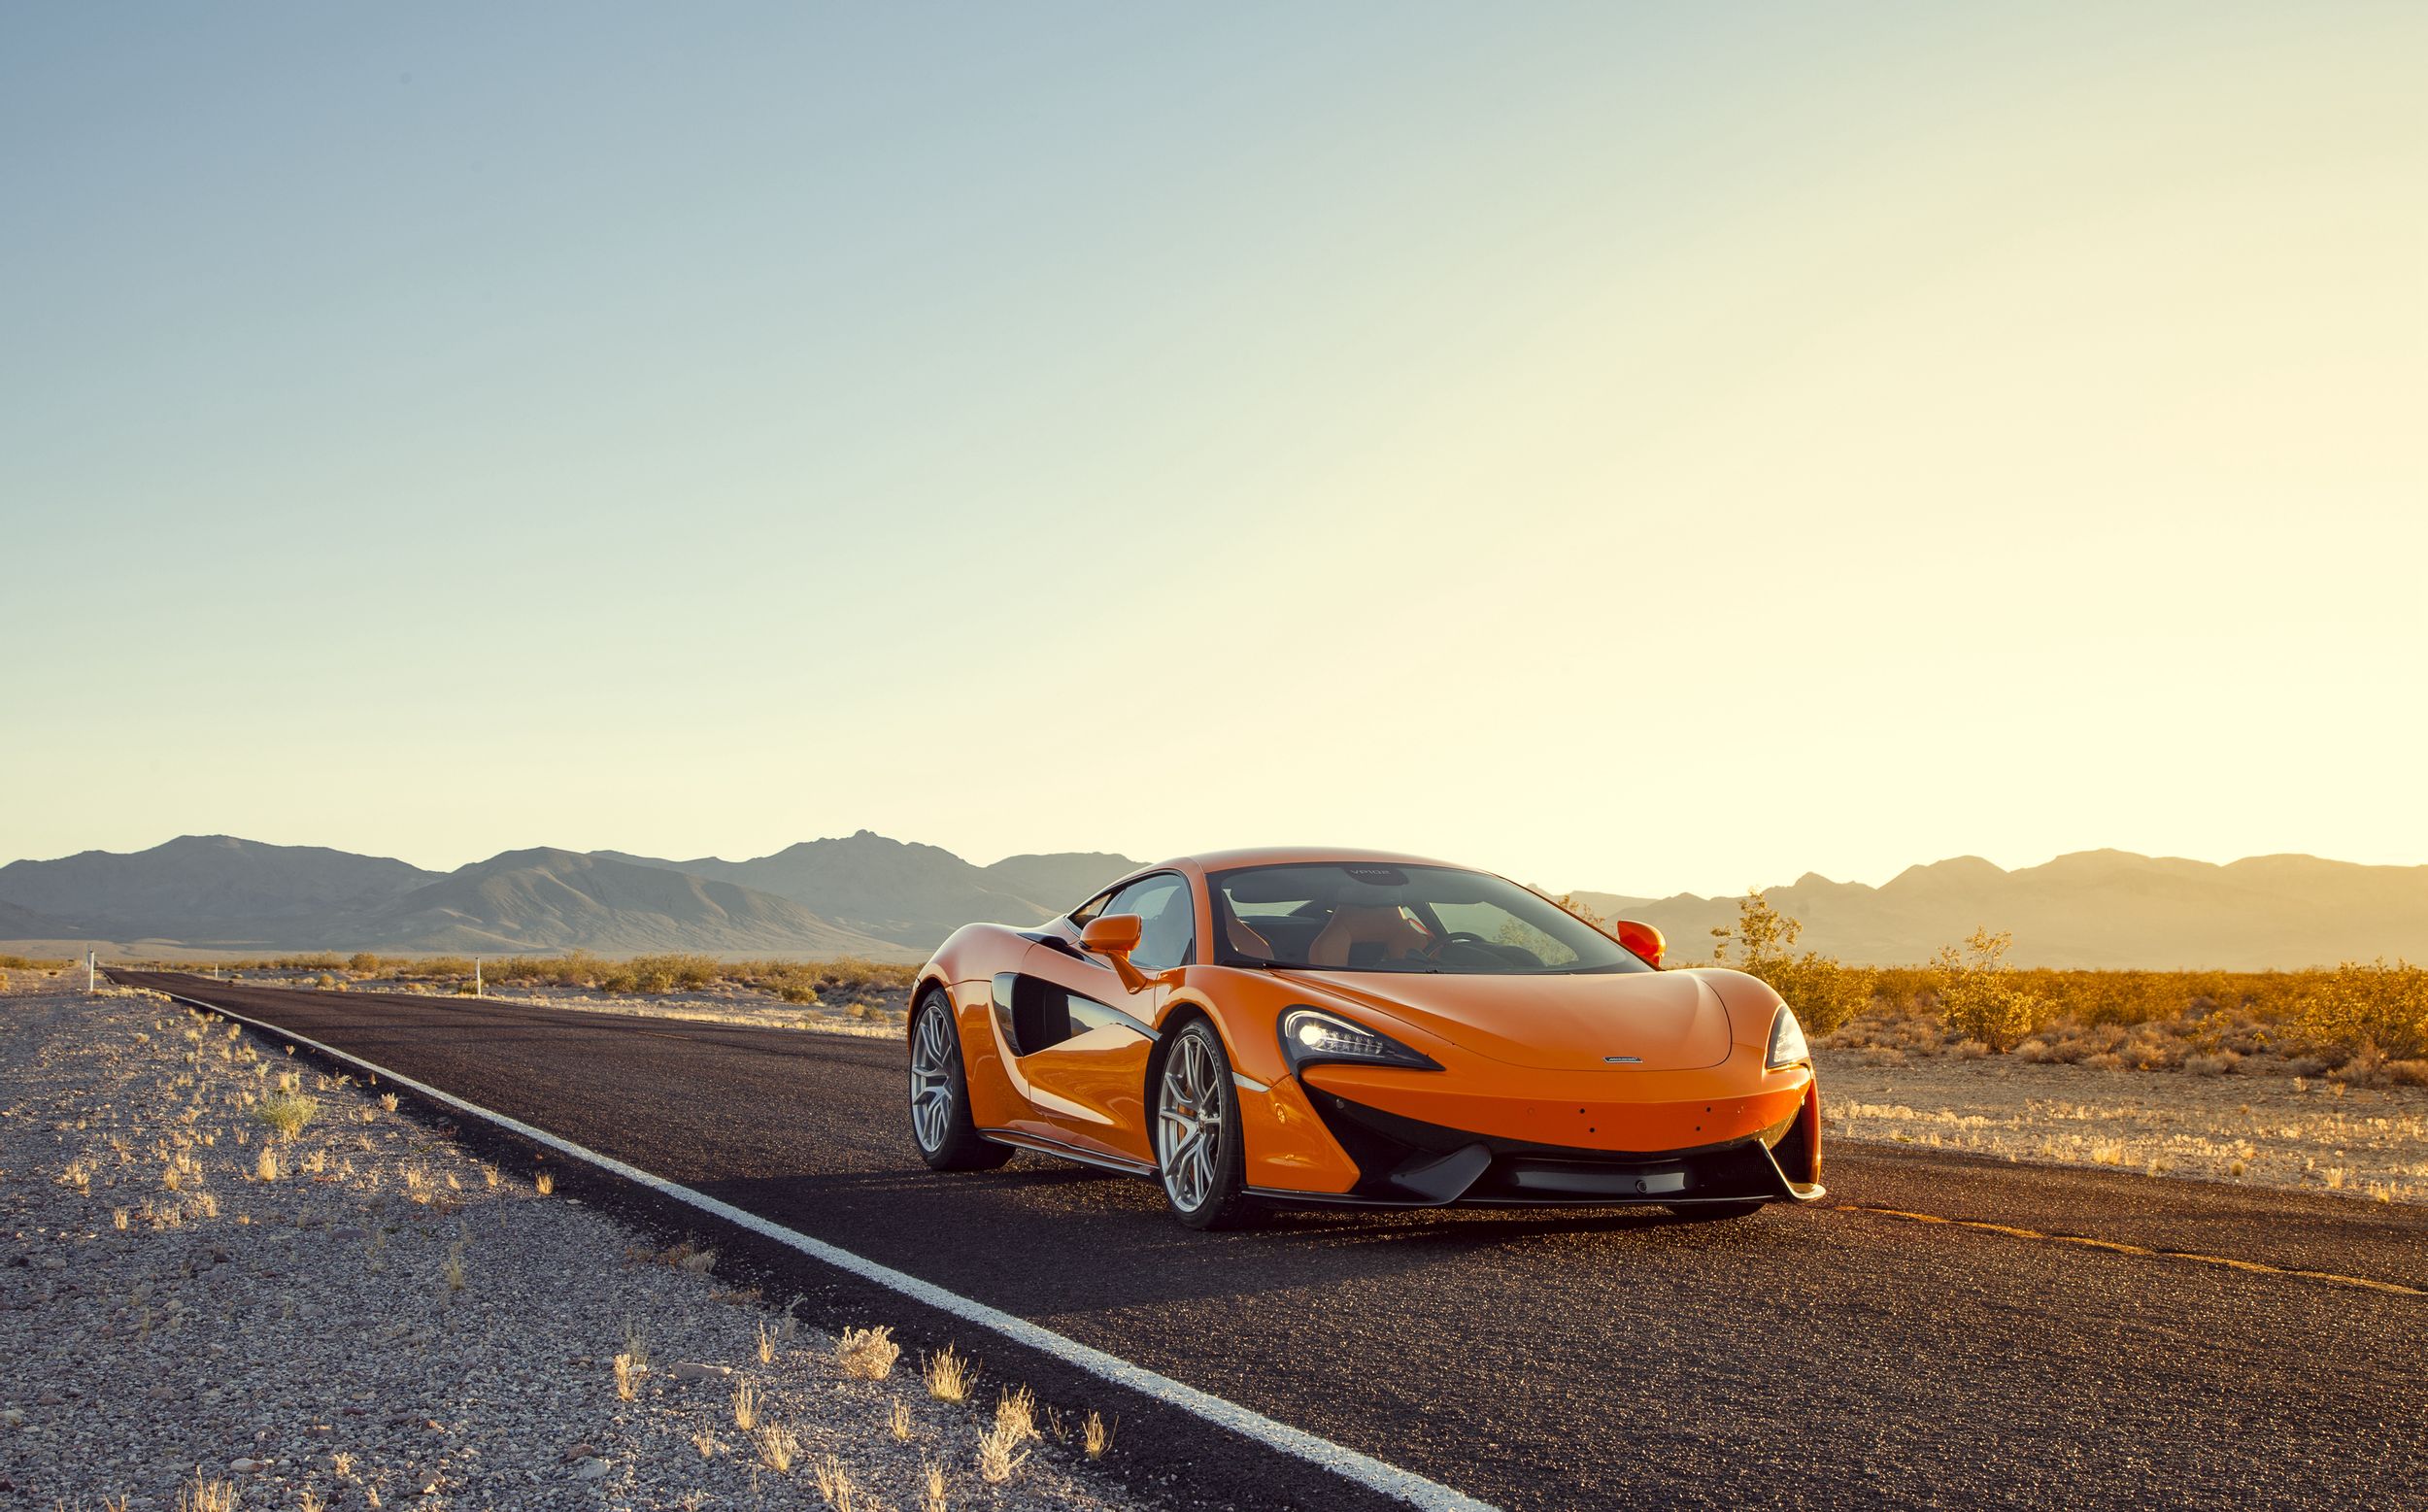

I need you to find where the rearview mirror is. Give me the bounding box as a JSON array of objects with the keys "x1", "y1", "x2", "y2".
[
  {"x1": 1613, "y1": 920, "x2": 1665, "y2": 968},
  {"x1": 1080, "y1": 914, "x2": 1150, "y2": 992}
]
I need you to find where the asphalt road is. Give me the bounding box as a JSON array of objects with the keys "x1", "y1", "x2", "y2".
[{"x1": 113, "y1": 973, "x2": 2427, "y2": 1511}]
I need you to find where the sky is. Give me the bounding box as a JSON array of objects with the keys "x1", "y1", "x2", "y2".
[{"x1": 3, "y1": 2, "x2": 2422, "y2": 898}]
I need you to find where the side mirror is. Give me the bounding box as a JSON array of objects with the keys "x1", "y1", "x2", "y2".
[
  {"x1": 1080, "y1": 914, "x2": 1149, "y2": 993},
  {"x1": 1613, "y1": 920, "x2": 1665, "y2": 968}
]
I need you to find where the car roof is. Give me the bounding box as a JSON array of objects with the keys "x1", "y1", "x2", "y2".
[{"x1": 1157, "y1": 845, "x2": 1473, "y2": 874}]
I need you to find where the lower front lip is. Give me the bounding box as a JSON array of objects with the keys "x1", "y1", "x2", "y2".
[{"x1": 1299, "y1": 1061, "x2": 1812, "y2": 1154}]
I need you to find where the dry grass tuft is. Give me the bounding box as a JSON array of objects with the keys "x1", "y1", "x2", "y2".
[
  {"x1": 837, "y1": 1324, "x2": 901, "y2": 1381},
  {"x1": 612, "y1": 1350, "x2": 643, "y2": 1400},
  {"x1": 924, "y1": 1343, "x2": 975, "y2": 1403},
  {"x1": 732, "y1": 1380, "x2": 761, "y2": 1431},
  {"x1": 891, "y1": 1396, "x2": 914, "y2": 1442},
  {"x1": 756, "y1": 1421, "x2": 799, "y2": 1474},
  {"x1": 1084, "y1": 1409, "x2": 1114, "y2": 1461},
  {"x1": 922, "y1": 1462, "x2": 949, "y2": 1512},
  {"x1": 534, "y1": 1170, "x2": 556, "y2": 1196},
  {"x1": 811, "y1": 1453, "x2": 859, "y2": 1508},
  {"x1": 252, "y1": 1092, "x2": 320, "y2": 1140},
  {"x1": 378, "y1": 1092, "x2": 399, "y2": 1113},
  {"x1": 994, "y1": 1385, "x2": 1038, "y2": 1444},
  {"x1": 176, "y1": 1475, "x2": 238, "y2": 1512},
  {"x1": 976, "y1": 1416, "x2": 1029, "y2": 1485}
]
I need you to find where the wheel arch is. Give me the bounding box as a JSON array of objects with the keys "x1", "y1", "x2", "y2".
[
  {"x1": 1142, "y1": 994, "x2": 1241, "y2": 1120},
  {"x1": 909, "y1": 970, "x2": 953, "y2": 1044}
]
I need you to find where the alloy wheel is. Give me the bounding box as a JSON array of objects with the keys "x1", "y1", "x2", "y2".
[
  {"x1": 909, "y1": 1004, "x2": 956, "y2": 1154},
  {"x1": 1157, "y1": 1030, "x2": 1224, "y2": 1211}
]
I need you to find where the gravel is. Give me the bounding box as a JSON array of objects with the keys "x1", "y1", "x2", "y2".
[
  {"x1": 0, "y1": 974, "x2": 1143, "y2": 1509},
  {"x1": 1818, "y1": 1044, "x2": 2428, "y2": 1201}
]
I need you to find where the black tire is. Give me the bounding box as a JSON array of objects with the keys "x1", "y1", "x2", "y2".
[
  {"x1": 908, "y1": 990, "x2": 1012, "y2": 1171},
  {"x1": 1669, "y1": 1199, "x2": 1768, "y2": 1222},
  {"x1": 1153, "y1": 1020, "x2": 1257, "y2": 1230}
]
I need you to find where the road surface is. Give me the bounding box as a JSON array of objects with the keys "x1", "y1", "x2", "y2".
[{"x1": 111, "y1": 972, "x2": 2427, "y2": 1511}]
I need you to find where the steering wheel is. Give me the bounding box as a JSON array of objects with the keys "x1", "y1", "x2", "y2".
[{"x1": 1415, "y1": 929, "x2": 1498, "y2": 962}]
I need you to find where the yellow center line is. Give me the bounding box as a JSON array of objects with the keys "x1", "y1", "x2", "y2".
[{"x1": 1833, "y1": 1204, "x2": 2425, "y2": 1296}]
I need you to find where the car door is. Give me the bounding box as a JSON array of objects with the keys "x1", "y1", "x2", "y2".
[{"x1": 994, "y1": 871, "x2": 1195, "y2": 1167}]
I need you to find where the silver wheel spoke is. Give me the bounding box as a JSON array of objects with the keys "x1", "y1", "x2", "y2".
[
  {"x1": 1157, "y1": 1030, "x2": 1229, "y2": 1213},
  {"x1": 909, "y1": 1005, "x2": 956, "y2": 1153}
]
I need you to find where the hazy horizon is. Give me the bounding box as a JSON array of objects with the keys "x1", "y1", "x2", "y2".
[
  {"x1": 6, "y1": 3, "x2": 2422, "y2": 898},
  {"x1": 3, "y1": 828, "x2": 2416, "y2": 905}
]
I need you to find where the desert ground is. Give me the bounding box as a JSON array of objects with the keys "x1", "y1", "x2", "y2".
[{"x1": 0, "y1": 970, "x2": 1133, "y2": 1510}]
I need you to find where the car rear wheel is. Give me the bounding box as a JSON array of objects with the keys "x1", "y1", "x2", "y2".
[
  {"x1": 909, "y1": 990, "x2": 1012, "y2": 1171},
  {"x1": 1155, "y1": 1021, "x2": 1254, "y2": 1229}
]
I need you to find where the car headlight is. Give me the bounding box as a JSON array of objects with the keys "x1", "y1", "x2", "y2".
[
  {"x1": 1278, "y1": 1007, "x2": 1441, "y2": 1073},
  {"x1": 1766, "y1": 1004, "x2": 1810, "y2": 1069}
]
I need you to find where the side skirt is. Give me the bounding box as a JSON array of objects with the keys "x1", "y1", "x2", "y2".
[{"x1": 978, "y1": 1126, "x2": 1157, "y2": 1179}]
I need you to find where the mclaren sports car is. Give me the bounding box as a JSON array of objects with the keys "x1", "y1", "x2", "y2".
[{"x1": 905, "y1": 848, "x2": 1824, "y2": 1228}]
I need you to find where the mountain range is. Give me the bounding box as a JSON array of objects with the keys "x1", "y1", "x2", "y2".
[
  {"x1": 0, "y1": 833, "x2": 1142, "y2": 960},
  {"x1": 1571, "y1": 851, "x2": 2428, "y2": 970},
  {"x1": 0, "y1": 835, "x2": 2420, "y2": 968}
]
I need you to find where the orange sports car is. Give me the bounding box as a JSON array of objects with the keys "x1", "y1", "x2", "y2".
[{"x1": 905, "y1": 847, "x2": 1823, "y2": 1228}]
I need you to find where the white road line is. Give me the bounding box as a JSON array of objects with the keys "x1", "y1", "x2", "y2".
[{"x1": 151, "y1": 986, "x2": 1500, "y2": 1512}]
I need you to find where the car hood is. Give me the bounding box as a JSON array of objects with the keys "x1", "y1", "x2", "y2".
[{"x1": 1279, "y1": 967, "x2": 1736, "y2": 1072}]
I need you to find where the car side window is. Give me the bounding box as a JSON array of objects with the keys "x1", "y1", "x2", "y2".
[
  {"x1": 1068, "y1": 887, "x2": 1120, "y2": 927},
  {"x1": 1106, "y1": 873, "x2": 1195, "y2": 973}
]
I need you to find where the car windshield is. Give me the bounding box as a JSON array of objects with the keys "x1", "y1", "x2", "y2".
[{"x1": 1209, "y1": 862, "x2": 1653, "y2": 975}]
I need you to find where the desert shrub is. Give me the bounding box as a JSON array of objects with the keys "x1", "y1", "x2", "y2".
[
  {"x1": 1707, "y1": 890, "x2": 1872, "y2": 1034},
  {"x1": 1929, "y1": 928, "x2": 2049, "y2": 1053},
  {"x1": 347, "y1": 952, "x2": 382, "y2": 974},
  {"x1": 617, "y1": 954, "x2": 720, "y2": 994},
  {"x1": 251, "y1": 1092, "x2": 320, "y2": 1139},
  {"x1": 1868, "y1": 965, "x2": 1935, "y2": 1014},
  {"x1": 488, "y1": 952, "x2": 608, "y2": 989},
  {"x1": 2298, "y1": 959, "x2": 2428, "y2": 1062}
]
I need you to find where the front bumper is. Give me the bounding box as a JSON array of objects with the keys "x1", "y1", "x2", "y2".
[{"x1": 1251, "y1": 1083, "x2": 1825, "y2": 1208}]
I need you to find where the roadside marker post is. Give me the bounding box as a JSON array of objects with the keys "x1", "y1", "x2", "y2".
[
  {"x1": 475, "y1": 957, "x2": 483, "y2": 997},
  {"x1": 86, "y1": 952, "x2": 95, "y2": 993}
]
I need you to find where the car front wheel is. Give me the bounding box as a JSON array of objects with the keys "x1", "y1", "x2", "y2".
[{"x1": 1155, "y1": 1020, "x2": 1255, "y2": 1229}]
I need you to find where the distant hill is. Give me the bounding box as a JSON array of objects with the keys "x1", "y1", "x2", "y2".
[
  {"x1": 0, "y1": 835, "x2": 438, "y2": 943},
  {"x1": 0, "y1": 898, "x2": 82, "y2": 940},
  {"x1": 339, "y1": 848, "x2": 903, "y2": 957},
  {"x1": 10, "y1": 833, "x2": 2414, "y2": 967},
  {"x1": 608, "y1": 831, "x2": 1141, "y2": 946},
  {"x1": 978, "y1": 851, "x2": 1141, "y2": 912},
  {"x1": 1568, "y1": 850, "x2": 2428, "y2": 969}
]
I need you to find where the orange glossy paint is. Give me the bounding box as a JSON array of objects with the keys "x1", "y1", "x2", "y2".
[
  {"x1": 1612, "y1": 919, "x2": 1666, "y2": 967},
  {"x1": 911, "y1": 845, "x2": 1823, "y2": 1205}
]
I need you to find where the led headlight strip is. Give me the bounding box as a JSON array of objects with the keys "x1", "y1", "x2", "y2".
[
  {"x1": 1766, "y1": 1004, "x2": 1810, "y2": 1069},
  {"x1": 1278, "y1": 1006, "x2": 1441, "y2": 1073}
]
